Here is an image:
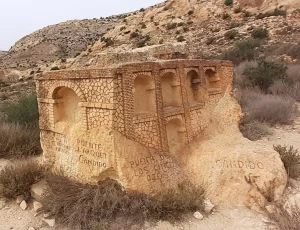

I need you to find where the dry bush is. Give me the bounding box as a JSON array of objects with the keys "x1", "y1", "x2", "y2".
[
  {"x1": 234, "y1": 87, "x2": 263, "y2": 111},
  {"x1": 269, "y1": 80, "x2": 289, "y2": 95},
  {"x1": 274, "y1": 145, "x2": 300, "y2": 179},
  {"x1": 0, "y1": 123, "x2": 41, "y2": 159},
  {"x1": 0, "y1": 161, "x2": 44, "y2": 199},
  {"x1": 268, "y1": 205, "x2": 300, "y2": 230},
  {"x1": 240, "y1": 121, "x2": 273, "y2": 141},
  {"x1": 287, "y1": 64, "x2": 300, "y2": 83},
  {"x1": 244, "y1": 94, "x2": 295, "y2": 124},
  {"x1": 42, "y1": 174, "x2": 205, "y2": 229}
]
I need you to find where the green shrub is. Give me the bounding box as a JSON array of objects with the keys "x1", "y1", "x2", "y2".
[
  {"x1": 42, "y1": 175, "x2": 205, "y2": 229},
  {"x1": 0, "y1": 161, "x2": 44, "y2": 199},
  {"x1": 0, "y1": 123, "x2": 41, "y2": 158},
  {"x1": 224, "y1": 29, "x2": 239, "y2": 39},
  {"x1": 251, "y1": 28, "x2": 269, "y2": 39},
  {"x1": 1, "y1": 94, "x2": 39, "y2": 125},
  {"x1": 224, "y1": 0, "x2": 233, "y2": 6},
  {"x1": 274, "y1": 145, "x2": 300, "y2": 179},
  {"x1": 224, "y1": 38, "x2": 261, "y2": 64},
  {"x1": 244, "y1": 61, "x2": 287, "y2": 91},
  {"x1": 50, "y1": 66, "x2": 60, "y2": 71}
]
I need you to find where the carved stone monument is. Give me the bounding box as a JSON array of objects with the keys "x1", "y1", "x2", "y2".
[{"x1": 35, "y1": 58, "x2": 287, "y2": 210}]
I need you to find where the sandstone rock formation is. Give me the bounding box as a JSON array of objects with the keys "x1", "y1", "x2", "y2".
[{"x1": 36, "y1": 53, "x2": 287, "y2": 210}]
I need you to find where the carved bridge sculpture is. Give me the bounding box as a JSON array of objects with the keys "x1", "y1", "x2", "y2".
[{"x1": 35, "y1": 59, "x2": 234, "y2": 193}]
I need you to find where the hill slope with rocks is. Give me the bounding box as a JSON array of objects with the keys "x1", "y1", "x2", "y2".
[{"x1": 1, "y1": 0, "x2": 300, "y2": 78}]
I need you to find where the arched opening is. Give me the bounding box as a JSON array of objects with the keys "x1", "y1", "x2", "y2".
[
  {"x1": 186, "y1": 70, "x2": 202, "y2": 104},
  {"x1": 161, "y1": 72, "x2": 182, "y2": 108},
  {"x1": 166, "y1": 118, "x2": 186, "y2": 156},
  {"x1": 205, "y1": 69, "x2": 220, "y2": 88},
  {"x1": 53, "y1": 87, "x2": 80, "y2": 123},
  {"x1": 134, "y1": 75, "x2": 156, "y2": 115}
]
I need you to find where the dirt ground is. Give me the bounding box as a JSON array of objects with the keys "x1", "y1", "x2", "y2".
[{"x1": 1, "y1": 105, "x2": 300, "y2": 230}]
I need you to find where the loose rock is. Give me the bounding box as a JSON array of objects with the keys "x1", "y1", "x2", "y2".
[
  {"x1": 31, "y1": 180, "x2": 49, "y2": 202},
  {"x1": 193, "y1": 211, "x2": 204, "y2": 220},
  {"x1": 20, "y1": 200, "x2": 28, "y2": 210},
  {"x1": 16, "y1": 195, "x2": 24, "y2": 204},
  {"x1": 42, "y1": 218, "x2": 55, "y2": 227},
  {"x1": 33, "y1": 200, "x2": 43, "y2": 212},
  {"x1": 204, "y1": 199, "x2": 215, "y2": 214}
]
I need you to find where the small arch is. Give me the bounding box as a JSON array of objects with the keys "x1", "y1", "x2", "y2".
[
  {"x1": 186, "y1": 70, "x2": 202, "y2": 104},
  {"x1": 134, "y1": 74, "x2": 156, "y2": 115},
  {"x1": 166, "y1": 118, "x2": 187, "y2": 156},
  {"x1": 48, "y1": 81, "x2": 86, "y2": 102},
  {"x1": 161, "y1": 72, "x2": 182, "y2": 108},
  {"x1": 205, "y1": 68, "x2": 221, "y2": 88},
  {"x1": 52, "y1": 87, "x2": 81, "y2": 124}
]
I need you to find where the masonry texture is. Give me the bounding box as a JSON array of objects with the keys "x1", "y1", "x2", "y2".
[{"x1": 35, "y1": 59, "x2": 235, "y2": 192}]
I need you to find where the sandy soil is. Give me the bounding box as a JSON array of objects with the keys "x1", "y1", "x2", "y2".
[{"x1": 0, "y1": 105, "x2": 299, "y2": 230}]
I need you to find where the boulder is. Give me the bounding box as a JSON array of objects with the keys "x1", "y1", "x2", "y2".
[
  {"x1": 182, "y1": 93, "x2": 287, "y2": 211},
  {"x1": 31, "y1": 180, "x2": 49, "y2": 202}
]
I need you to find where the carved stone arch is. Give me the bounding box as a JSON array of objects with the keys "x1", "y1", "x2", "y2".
[
  {"x1": 49, "y1": 81, "x2": 86, "y2": 102},
  {"x1": 160, "y1": 69, "x2": 182, "y2": 108}
]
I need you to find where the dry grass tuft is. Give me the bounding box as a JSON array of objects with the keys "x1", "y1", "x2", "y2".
[
  {"x1": 268, "y1": 205, "x2": 300, "y2": 230},
  {"x1": 0, "y1": 123, "x2": 41, "y2": 159},
  {"x1": 0, "y1": 161, "x2": 44, "y2": 199},
  {"x1": 274, "y1": 145, "x2": 300, "y2": 179},
  {"x1": 42, "y1": 174, "x2": 205, "y2": 229},
  {"x1": 240, "y1": 121, "x2": 273, "y2": 141}
]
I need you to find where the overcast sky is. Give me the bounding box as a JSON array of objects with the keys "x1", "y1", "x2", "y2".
[{"x1": 0, "y1": 0, "x2": 164, "y2": 51}]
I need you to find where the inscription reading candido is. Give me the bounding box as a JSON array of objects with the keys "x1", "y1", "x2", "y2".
[
  {"x1": 215, "y1": 159, "x2": 264, "y2": 169},
  {"x1": 129, "y1": 155, "x2": 176, "y2": 182}
]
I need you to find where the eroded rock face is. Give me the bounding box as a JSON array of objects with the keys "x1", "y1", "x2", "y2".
[{"x1": 182, "y1": 93, "x2": 287, "y2": 210}]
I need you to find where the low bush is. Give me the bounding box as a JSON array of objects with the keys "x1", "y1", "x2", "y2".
[
  {"x1": 42, "y1": 174, "x2": 205, "y2": 229},
  {"x1": 0, "y1": 123, "x2": 41, "y2": 159},
  {"x1": 234, "y1": 7, "x2": 242, "y2": 13},
  {"x1": 0, "y1": 161, "x2": 44, "y2": 199},
  {"x1": 240, "y1": 121, "x2": 273, "y2": 141},
  {"x1": 166, "y1": 23, "x2": 177, "y2": 30},
  {"x1": 234, "y1": 61, "x2": 258, "y2": 88},
  {"x1": 1, "y1": 94, "x2": 39, "y2": 125},
  {"x1": 177, "y1": 36, "x2": 185, "y2": 42},
  {"x1": 244, "y1": 60, "x2": 287, "y2": 92},
  {"x1": 287, "y1": 64, "x2": 300, "y2": 83},
  {"x1": 251, "y1": 28, "x2": 269, "y2": 39},
  {"x1": 224, "y1": 29, "x2": 238, "y2": 39},
  {"x1": 244, "y1": 94, "x2": 295, "y2": 124},
  {"x1": 274, "y1": 145, "x2": 300, "y2": 179}
]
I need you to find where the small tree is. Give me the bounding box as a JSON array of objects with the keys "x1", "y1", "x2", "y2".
[{"x1": 251, "y1": 28, "x2": 269, "y2": 39}]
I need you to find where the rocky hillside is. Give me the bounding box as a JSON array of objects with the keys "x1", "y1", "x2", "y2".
[
  {"x1": 1, "y1": 0, "x2": 300, "y2": 77},
  {"x1": 0, "y1": 19, "x2": 118, "y2": 71}
]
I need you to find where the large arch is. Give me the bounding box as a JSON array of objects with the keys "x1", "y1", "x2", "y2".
[
  {"x1": 161, "y1": 72, "x2": 182, "y2": 108},
  {"x1": 133, "y1": 74, "x2": 156, "y2": 114},
  {"x1": 52, "y1": 86, "x2": 81, "y2": 124},
  {"x1": 186, "y1": 70, "x2": 202, "y2": 104},
  {"x1": 166, "y1": 118, "x2": 187, "y2": 156},
  {"x1": 205, "y1": 68, "x2": 221, "y2": 88},
  {"x1": 48, "y1": 81, "x2": 86, "y2": 102}
]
